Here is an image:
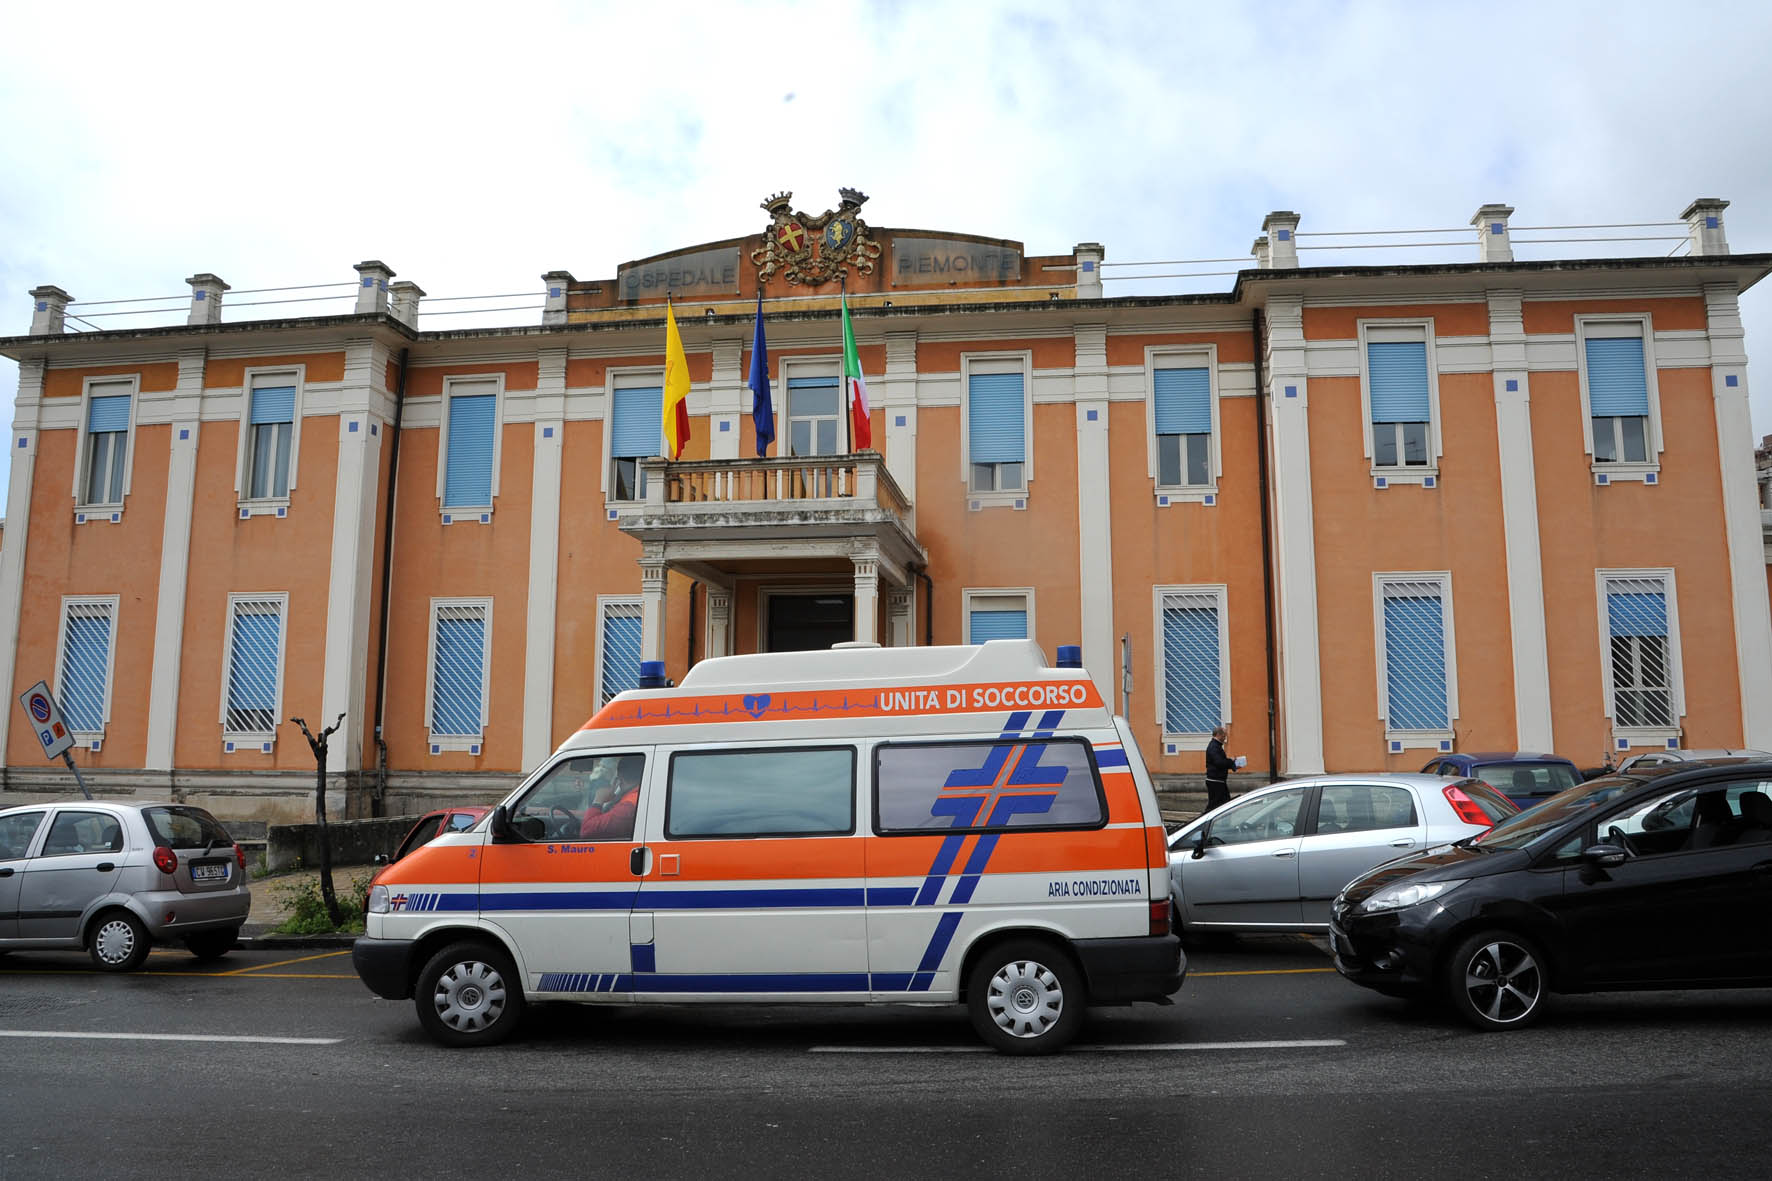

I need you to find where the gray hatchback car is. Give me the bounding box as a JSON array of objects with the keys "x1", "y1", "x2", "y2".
[{"x1": 0, "y1": 800, "x2": 252, "y2": 970}]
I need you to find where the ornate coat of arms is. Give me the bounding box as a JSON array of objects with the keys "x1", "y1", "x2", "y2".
[{"x1": 751, "y1": 188, "x2": 884, "y2": 286}]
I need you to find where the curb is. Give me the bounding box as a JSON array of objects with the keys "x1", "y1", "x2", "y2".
[{"x1": 238, "y1": 932, "x2": 358, "y2": 950}]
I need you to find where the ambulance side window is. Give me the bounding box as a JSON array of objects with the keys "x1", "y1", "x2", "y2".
[
  {"x1": 666, "y1": 746, "x2": 856, "y2": 838},
  {"x1": 873, "y1": 738, "x2": 1107, "y2": 834}
]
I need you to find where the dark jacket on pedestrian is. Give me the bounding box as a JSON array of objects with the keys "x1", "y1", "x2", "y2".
[{"x1": 1205, "y1": 738, "x2": 1234, "y2": 784}]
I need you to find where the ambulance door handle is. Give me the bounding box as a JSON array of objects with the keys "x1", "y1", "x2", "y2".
[{"x1": 630, "y1": 846, "x2": 651, "y2": 877}]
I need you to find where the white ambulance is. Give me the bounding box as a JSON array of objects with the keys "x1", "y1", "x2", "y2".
[{"x1": 352, "y1": 640, "x2": 1183, "y2": 1054}]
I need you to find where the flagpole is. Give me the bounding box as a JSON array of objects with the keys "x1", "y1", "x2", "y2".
[{"x1": 841, "y1": 271, "x2": 852, "y2": 456}]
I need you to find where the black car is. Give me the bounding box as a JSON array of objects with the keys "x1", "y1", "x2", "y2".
[{"x1": 1330, "y1": 759, "x2": 1772, "y2": 1030}]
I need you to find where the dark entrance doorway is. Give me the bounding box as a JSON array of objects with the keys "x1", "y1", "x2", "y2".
[{"x1": 766, "y1": 593, "x2": 854, "y2": 652}]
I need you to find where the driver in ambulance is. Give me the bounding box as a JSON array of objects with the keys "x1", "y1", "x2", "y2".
[{"x1": 578, "y1": 754, "x2": 643, "y2": 840}]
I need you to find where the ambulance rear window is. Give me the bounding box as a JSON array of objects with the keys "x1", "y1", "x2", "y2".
[{"x1": 874, "y1": 738, "x2": 1106, "y2": 834}]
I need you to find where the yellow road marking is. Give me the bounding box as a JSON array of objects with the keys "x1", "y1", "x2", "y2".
[{"x1": 222, "y1": 950, "x2": 352, "y2": 975}]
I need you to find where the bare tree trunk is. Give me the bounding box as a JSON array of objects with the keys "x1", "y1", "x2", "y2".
[{"x1": 294, "y1": 714, "x2": 345, "y2": 928}]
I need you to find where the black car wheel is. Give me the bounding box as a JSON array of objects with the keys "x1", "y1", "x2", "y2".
[
  {"x1": 185, "y1": 929, "x2": 239, "y2": 961},
  {"x1": 415, "y1": 940, "x2": 526, "y2": 1047},
  {"x1": 966, "y1": 938, "x2": 1085, "y2": 1055},
  {"x1": 1445, "y1": 930, "x2": 1547, "y2": 1031}
]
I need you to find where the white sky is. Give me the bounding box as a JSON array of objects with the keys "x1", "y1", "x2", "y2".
[{"x1": 4, "y1": 0, "x2": 1771, "y2": 516}]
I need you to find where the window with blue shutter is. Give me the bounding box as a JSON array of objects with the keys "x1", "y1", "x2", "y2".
[
  {"x1": 1381, "y1": 580, "x2": 1449, "y2": 731},
  {"x1": 431, "y1": 603, "x2": 488, "y2": 736},
  {"x1": 443, "y1": 391, "x2": 497, "y2": 508},
  {"x1": 83, "y1": 389, "x2": 131, "y2": 505},
  {"x1": 610, "y1": 384, "x2": 664, "y2": 500},
  {"x1": 225, "y1": 597, "x2": 283, "y2": 734},
  {"x1": 600, "y1": 601, "x2": 643, "y2": 705},
  {"x1": 1161, "y1": 590, "x2": 1222, "y2": 735},
  {"x1": 968, "y1": 608, "x2": 1028, "y2": 642},
  {"x1": 58, "y1": 601, "x2": 114, "y2": 734},
  {"x1": 1586, "y1": 333, "x2": 1652, "y2": 463},
  {"x1": 246, "y1": 381, "x2": 297, "y2": 501},
  {"x1": 968, "y1": 369, "x2": 1026, "y2": 492},
  {"x1": 1367, "y1": 338, "x2": 1431, "y2": 468},
  {"x1": 1154, "y1": 366, "x2": 1212, "y2": 487},
  {"x1": 1606, "y1": 576, "x2": 1672, "y2": 727}
]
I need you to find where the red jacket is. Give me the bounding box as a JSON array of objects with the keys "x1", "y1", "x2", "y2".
[{"x1": 579, "y1": 792, "x2": 638, "y2": 840}]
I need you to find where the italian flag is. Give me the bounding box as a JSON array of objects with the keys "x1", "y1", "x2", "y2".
[{"x1": 840, "y1": 291, "x2": 872, "y2": 451}]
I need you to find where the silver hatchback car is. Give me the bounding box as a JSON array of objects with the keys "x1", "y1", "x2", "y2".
[
  {"x1": 1165, "y1": 774, "x2": 1517, "y2": 935},
  {"x1": 0, "y1": 800, "x2": 252, "y2": 970}
]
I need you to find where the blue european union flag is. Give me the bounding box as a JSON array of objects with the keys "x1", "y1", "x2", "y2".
[{"x1": 749, "y1": 291, "x2": 774, "y2": 457}]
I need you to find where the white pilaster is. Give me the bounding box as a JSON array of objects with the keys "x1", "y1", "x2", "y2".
[
  {"x1": 320, "y1": 338, "x2": 392, "y2": 774},
  {"x1": 852, "y1": 546, "x2": 880, "y2": 644},
  {"x1": 1265, "y1": 296, "x2": 1325, "y2": 774},
  {"x1": 1704, "y1": 284, "x2": 1772, "y2": 744},
  {"x1": 707, "y1": 589, "x2": 733, "y2": 658},
  {"x1": 1487, "y1": 293, "x2": 1553, "y2": 751},
  {"x1": 708, "y1": 336, "x2": 743, "y2": 460},
  {"x1": 1073, "y1": 323, "x2": 1115, "y2": 704},
  {"x1": 0, "y1": 360, "x2": 44, "y2": 762},
  {"x1": 145, "y1": 348, "x2": 206, "y2": 770},
  {"x1": 888, "y1": 589, "x2": 913, "y2": 648},
  {"x1": 640, "y1": 556, "x2": 667, "y2": 662},
  {"x1": 882, "y1": 331, "x2": 918, "y2": 524},
  {"x1": 522, "y1": 348, "x2": 566, "y2": 769}
]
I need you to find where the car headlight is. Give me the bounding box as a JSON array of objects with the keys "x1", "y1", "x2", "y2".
[
  {"x1": 367, "y1": 885, "x2": 390, "y2": 914},
  {"x1": 1359, "y1": 878, "x2": 1467, "y2": 914}
]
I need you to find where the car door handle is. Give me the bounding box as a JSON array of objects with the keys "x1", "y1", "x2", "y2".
[
  {"x1": 1389, "y1": 839, "x2": 1416, "y2": 849},
  {"x1": 96, "y1": 862, "x2": 116, "y2": 872},
  {"x1": 1272, "y1": 848, "x2": 1296, "y2": 858}
]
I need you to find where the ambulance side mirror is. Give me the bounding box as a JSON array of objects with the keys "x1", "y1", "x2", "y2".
[{"x1": 490, "y1": 805, "x2": 518, "y2": 844}]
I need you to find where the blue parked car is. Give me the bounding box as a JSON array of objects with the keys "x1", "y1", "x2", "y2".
[{"x1": 1419, "y1": 751, "x2": 1582, "y2": 809}]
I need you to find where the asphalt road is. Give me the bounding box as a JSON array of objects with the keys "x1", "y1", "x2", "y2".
[{"x1": 3, "y1": 936, "x2": 1770, "y2": 1178}]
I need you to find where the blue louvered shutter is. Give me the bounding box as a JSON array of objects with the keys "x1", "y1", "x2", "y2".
[
  {"x1": 87, "y1": 394, "x2": 131, "y2": 433},
  {"x1": 249, "y1": 385, "x2": 295, "y2": 425},
  {"x1": 431, "y1": 607, "x2": 486, "y2": 735},
  {"x1": 1162, "y1": 593, "x2": 1221, "y2": 734},
  {"x1": 226, "y1": 600, "x2": 281, "y2": 733},
  {"x1": 1368, "y1": 341, "x2": 1431, "y2": 423},
  {"x1": 600, "y1": 603, "x2": 643, "y2": 705},
  {"x1": 1153, "y1": 368, "x2": 1211, "y2": 434},
  {"x1": 443, "y1": 393, "x2": 496, "y2": 507},
  {"x1": 1383, "y1": 582, "x2": 1448, "y2": 730},
  {"x1": 969, "y1": 608, "x2": 1028, "y2": 642},
  {"x1": 968, "y1": 372, "x2": 1025, "y2": 464},
  {"x1": 1585, "y1": 337, "x2": 1650, "y2": 417},
  {"x1": 611, "y1": 386, "x2": 664, "y2": 458},
  {"x1": 58, "y1": 604, "x2": 113, "y2": 733},
  {"x1": 1607, "y1": 585, "x2": 1667, "y2": 638}
]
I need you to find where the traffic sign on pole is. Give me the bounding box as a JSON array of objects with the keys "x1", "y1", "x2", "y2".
[{"x1": 18, "y1": 679, "x2": 74, "y2": 760}]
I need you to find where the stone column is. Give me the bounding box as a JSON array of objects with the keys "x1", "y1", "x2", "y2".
[
  {"x1": 389, "y1": 281, "x2": 425, "y2": 329},
  {"x1": 186, "y1": 274, "x2": 228, "y2": 326},
  {"x1": 852, "y1": 547, "x2": 880, "y2": 644},
  {"x1": 1265, "y1": 295, "x2": 1324, "y2": 774},
  {"x1": 1472, "y1": 204, "x2": 1515, "y2": 263},
  {"x1": 145, "y1": 348, "x2": 207, "y2": 770},
  {"x1": 523, "y1": 348, "x2": 567, "y2": 769},
  {"x1": 887, "y1": 589, "x2": 913, "y2": 648},
  {"x1": 707, "y1": 589, "x2": 733, "y2": 658},
  {"x1": 1263, "y1": 212, "x2": 1300, "y2": 268},
  {"x1": 1073, "y1": 243, "x2": 1105, "y2": 299},
  {"x1": 640, "y1": 556, "x2": 668, "y2": 662},
  {"x1": 354, "y1": 261, "x2": 394, "y2": 314},
  {"x1": 29, "y1": 286, "x2": 71, "y2": 334},
  {"x1": 1073, "y1": 323, "x2": 1115, "y2": 702},
  {"x1": 0, "y1": 360, "x2": 45, "y2": 763},
  {"x1": 542, "y1": 271, "x2": 575, "y2": 326},
  {"x1": 1683, "y1": 198, "x2": 1730, "y2": 256}
]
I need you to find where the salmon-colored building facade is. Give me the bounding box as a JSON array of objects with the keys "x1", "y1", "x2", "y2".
[{"x1": 1, "y1": 194, "x2": 1768, "y2": 823}]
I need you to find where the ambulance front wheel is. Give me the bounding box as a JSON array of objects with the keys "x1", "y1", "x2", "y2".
[
  {"x1": 415, "y1": 940, "x2": 526, "y2": 1047},
  {"x1": 966, "y1": 938, "x2": 1085, "y2": 1055}
]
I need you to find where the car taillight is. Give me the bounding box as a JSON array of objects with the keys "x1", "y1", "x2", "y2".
[
  {"x1": 1149, "y1": 899, "x2": 1170, "y2": 936},
  {"x1": 234, "y1": 843, "x2": 246, "y2": 870},
  {"x1": 153, "y1": 846, "x2": 178, "y2": 875},
  {"x1": 1442, "y1": 784, "x2": 1492, "y2": 827}
]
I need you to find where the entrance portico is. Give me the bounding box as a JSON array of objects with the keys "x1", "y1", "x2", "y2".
[{"x1": 621, "y1": 453, "x2": 925, "y2": 658}]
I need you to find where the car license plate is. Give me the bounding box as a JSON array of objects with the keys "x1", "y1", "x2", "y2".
[{"x1": 191, "y1": 862, "x2": 228, "y2": 883}]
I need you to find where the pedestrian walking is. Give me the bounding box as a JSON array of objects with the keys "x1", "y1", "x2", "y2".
[{"x1": 1204, "y1": 725, "x2": 1238, "y2": 812}]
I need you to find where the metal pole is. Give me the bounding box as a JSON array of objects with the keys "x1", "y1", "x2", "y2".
[
  {"x1": 61, "y1": 749, "x2": 93, "y2": 800},
  {"x1": 1120, "y1": 633, "x2": 1133, "y2": 720}
]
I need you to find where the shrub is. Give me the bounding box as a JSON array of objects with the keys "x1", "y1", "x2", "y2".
[{"x1": 271, "y1": 872, "x2": 373, "y2": 935}]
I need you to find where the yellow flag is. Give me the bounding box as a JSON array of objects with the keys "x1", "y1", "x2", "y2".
[{"x1": 663, "y1": 300, "x2": 691, "y2": 460}]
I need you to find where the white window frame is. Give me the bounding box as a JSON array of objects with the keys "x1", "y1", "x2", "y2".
[
  {"x1": 425, "y1": 597, "x2": 492, "y2": 752},
  {"x1": 959, "y1": 351, "x2": 1034, "y2": 508},
  {"x1": 73, "y1": 376, "x2": 139, "y2": 512},
  {"x1": 1596, "y1": 567, "x2": 1683, "y2": 746},
  {"x1": 961, "y1": 588, "x2": 1035, "y2": 644},
  {"x1": 1152, "y1": 583, "x2": 1231, "y2": 750},
  {"x1": 52, "y1": 594, "x2": 120, "y2": 747},
  {"x1": 218, "y1": 592, "x2": 289, "y2": 745},
  {"x1": 779, "y1": 356, "x2": 845, "y2": 458},
  {"x1": 434, "y1": 374, "x2": 505, "y2": 516},
  {"x1": 1357, "y1": 320, "x2": 1442, "y2": 483},
  {"x1": 233, "y1": 365, "x2": 306, "y2": 514},
  {"x1": 601, "y1": 367, "x2": 666, "y2": 502},
  {"x1": 596, "y1": 595, "x2": 645, "y2": 706},
  {"x1": 1575, "y1": 315, "x2": 1662, "y2": 481},
  {"x1": 1145, "y1": 345, "x2": 1221, "y2": 501},
  {"x1": 1372, "y1": 571, "x2": 1458, "y2": 748}
]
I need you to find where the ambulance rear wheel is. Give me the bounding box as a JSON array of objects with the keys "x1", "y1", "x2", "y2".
[
  {"x1": 415, "y1": 940, "x2": 525, "y2": 1047},
  {"x1": 966, "y1": 938, "x2": 1084, "y2": 1055}
]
